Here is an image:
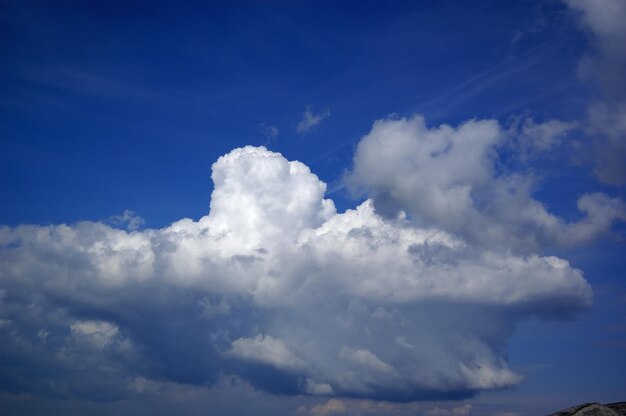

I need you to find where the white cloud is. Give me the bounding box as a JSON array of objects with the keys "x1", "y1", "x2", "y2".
[
  {"x1": 107, "y1": 209, "x2": 145, "y2": 231},
  {"x1": 297, "y1": 106, "x2": 331, "y2": 133},
  {"x1": 207, "y1": 146, "x2": 336, "y2": 256},
  {"x1": 228, "y1": 335, "x2": 305, "y2": 370},
  {"x1": 0, "y1": 144, "x2": 599, "y2": 402},
  {"x1": 340, "y1": 347, "x2": 395, "y2": 374},
  {"x1": 70, "y1": 320, "x2": 119, "y2": 349},
  {"x1": 304, "y1": 379, "x2": 335, "y2": 396},
  {"x1": 508, "y1": 117, "x2": 579, "y2": 160},
  {"x1": 306, "y1": 398, "x2": 348, "y2": 416},
  {"x1": 345, "y1": 115, "x2": 625, "y2": 252}
]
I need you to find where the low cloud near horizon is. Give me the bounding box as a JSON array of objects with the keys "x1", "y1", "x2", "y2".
[{"x1": 2, "y1": 112, "x2": 622, "y2": 404}]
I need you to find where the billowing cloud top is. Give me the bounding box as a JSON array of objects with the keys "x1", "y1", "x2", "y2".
[{"x1": 1, "y1": 119, "x2": 618, "y2": 402}]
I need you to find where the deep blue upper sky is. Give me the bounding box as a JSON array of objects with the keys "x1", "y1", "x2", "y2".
[
  {"x1": 1, "y1": 0, "x2": 592, "y2": 226},
  {"x1": 1, "y1": 2, "x2": 625, "y2": 416}
]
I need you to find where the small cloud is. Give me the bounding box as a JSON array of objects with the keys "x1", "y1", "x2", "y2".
[
  {"x1": 297, "y1": 106, "x2": 331, "y2": 134},
  {"x1": 107, "y1": 209, "x2": 145, "y2": 231},
  {"x1": 260, "y1": 123, "x2": 279, "y2": 142},
  {"x1": 70, "y1": 320, "x2": 119, "y2": 349},
  {"x1": 426, "y1": 404, "x2": 472, "y2": 416},
  {"x1": 308, "y1": 399, "x2": 348, "y2": 416},
  {"x1": 519, "y1": 118, "x2": 578, "y2": 153},
  {"x1": 303, "y1": 378, "x2": 334, "y2": 396},
  {"x1": 126, "y1": 376, "x2": 163, "y2": 396},
  {"x1": 507, "y1": 117, "x2": 579, "y2": 161},
  {"x1": 340, "y1": 346, "x2": 395, "y2": 374},
  {"x1": 227, "y1": 334, "x2": 304, "y2": 370},
  {"x1": 300, "y1": 398, "x2": 422, "y2": 416}
]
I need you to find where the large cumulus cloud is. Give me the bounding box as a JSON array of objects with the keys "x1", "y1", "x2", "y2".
[{"x1": 0, "y1": 140, "x2": 603, "y2": 403}]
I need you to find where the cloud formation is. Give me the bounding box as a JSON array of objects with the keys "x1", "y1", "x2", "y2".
[
  {"x1": 346, "y1": 115, "x2": 625, "y2": 252},
  {"x1": 297, "y1": 398, "x2": 473, "y2": 416},
  {"x1": 507, "y1": 117, "x2": 579, "y2": 161},
  {"x1": 563, "y1": 0, "x2": 626, "y2": 185},
  {"x1": 564, "y1": 0, "x2": 626, "y2": 96},
  {"x1": 106, "y1": 209, "x2": 145, "y2": 231},
  {"x1": 297, "y1": 106, "x2": 331, "y2": 133},
  {"x1": 0, "y1": 136, "x2": 603, "y2": 402}
]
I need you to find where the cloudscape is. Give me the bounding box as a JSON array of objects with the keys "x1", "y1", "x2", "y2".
[{"x1": 1, "y1": 1, "x2": 625, "y2": 415}]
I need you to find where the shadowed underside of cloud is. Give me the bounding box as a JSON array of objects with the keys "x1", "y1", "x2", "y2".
[{"x1": 1, "y1": 116, "x2": 621, "y2": 402}]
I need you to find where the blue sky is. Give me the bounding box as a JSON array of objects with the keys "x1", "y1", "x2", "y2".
[{"x1": 1, "y1": 1, "x2": 625, "y2": 415}]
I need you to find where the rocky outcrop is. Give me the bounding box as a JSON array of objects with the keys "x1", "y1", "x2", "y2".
[{"x1": 549, "y1": 402, "x2": 626, "y2": 416}]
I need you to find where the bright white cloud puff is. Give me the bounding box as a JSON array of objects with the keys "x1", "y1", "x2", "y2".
[{"x1": 2, "y1": 116, "x2": 620, "y2": 401}]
